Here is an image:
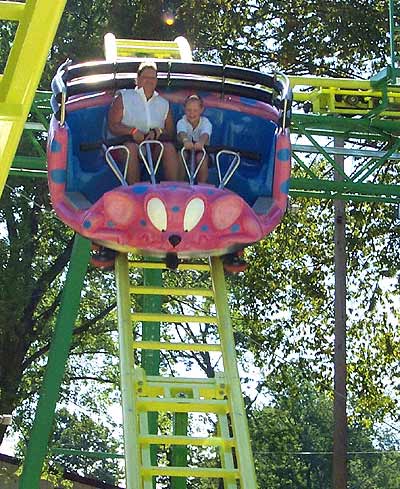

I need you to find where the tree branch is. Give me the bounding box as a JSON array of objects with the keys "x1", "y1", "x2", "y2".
[{"x1": 22, "y1": 301, "x2": 116, "y2": 370}]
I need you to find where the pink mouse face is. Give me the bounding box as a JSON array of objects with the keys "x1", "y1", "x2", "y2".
[{"x1": 80, "y1": 182, "x2": 264, "y2": 255}]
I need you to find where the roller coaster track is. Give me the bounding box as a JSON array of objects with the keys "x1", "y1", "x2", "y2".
[{"x1": 10, "y1": 73, "x2": 400, "y2": 204}]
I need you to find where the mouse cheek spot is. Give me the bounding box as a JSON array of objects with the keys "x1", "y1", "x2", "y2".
[
  {"x1": 104, "y1": 192, "x2": 136, "y2": 228},
  {"x1": 211, "y1": 195, "x2": 243, "y2": 230}
]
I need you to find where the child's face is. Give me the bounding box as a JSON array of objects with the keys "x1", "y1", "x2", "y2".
[{"x1": 185, "y1": 100, "x2": 203, "y2": 124}]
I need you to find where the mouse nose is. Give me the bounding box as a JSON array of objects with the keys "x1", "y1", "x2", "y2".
[{"x1": 168, "y1": 234, "x2": 182, "y2": 247}]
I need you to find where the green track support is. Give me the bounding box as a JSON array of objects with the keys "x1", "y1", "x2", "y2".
[
  {"x1": 171, "y1": 408, "x2": 188, "y2": 489},
  {"x1": 19, "y1": 234, "x2": 91, "y2": 489},
  {"x1": 142, "y1": 267, "x2": 163, "y2": 489}
]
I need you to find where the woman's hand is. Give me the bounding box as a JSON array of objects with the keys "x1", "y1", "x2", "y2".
[
  {"x1": 184, "y1": 140, "x2": 194, "y2": 150},
  {"x1": 132, "y1": 129, "x2": 145, "y2": 143}
]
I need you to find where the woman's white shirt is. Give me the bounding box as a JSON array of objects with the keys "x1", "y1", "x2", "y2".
[{"x1": 118, "y1": 87, "x2": 169, "y2": 132}]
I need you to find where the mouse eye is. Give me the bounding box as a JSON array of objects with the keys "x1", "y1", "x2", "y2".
[
  {"x1": 184, "y1": 198, "x2": 205, "y2": 232},
  {"x1": 147, "y1": 197, "x2": 167, "y2": 232}
]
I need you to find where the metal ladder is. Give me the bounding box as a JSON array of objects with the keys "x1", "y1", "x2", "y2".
[
  {"x1": 115, "y1": 254, "x2": 257, "y2": 488},
  {"x1": 0, "y1": 0, "x2": 66, "y2": 196}
]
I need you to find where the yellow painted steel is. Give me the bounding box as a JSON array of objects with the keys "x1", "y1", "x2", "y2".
[
  {"x1": 136, "y1": 397, "x2": 229, "y2": 414},
  {"x1": 132, "y1": 340, "x2": 222, "y2": 352},
  {"x1": 0, "y1": 0, "x2": 67, "y2": 197},
  {"x1": 115, "y1": 253, "x2": 142, "y2": 489},
  {"x1": 290, "y1": 76, "x2": 372, "y2": 89},
  {"x1": 132, "y1": 312, "x2": 217, "y2": 324},
  {"x1": 142, "y1": 466, "x2": 241, "y2": 478},
  {"x1": 129, "y1": 260, "x2": 210, "y2": 271},
  {"x1": 116, "y1": 39, "x2": 182, "y2": 59},
  {"x1": 0, "y1": 1, "x2": 25, "y2": 21},
  {"x1": 210, "y1": 256, "x2": 259, "y2": 488},
  {"x1": 114, "y1": 256, "x2": 258, "y2": 488},
  {"x1": 130, "y1": 285, "x2": 214, "y2": 297},
  {"x1": 138, "y1": 434, "x2": 235, "y2": 447},
  {"x1": 104, "y1": 34, "x2": 192, "y2": 62},
  {"x1": 289, "y1": 75, "x2": 400, "y2": 117}
]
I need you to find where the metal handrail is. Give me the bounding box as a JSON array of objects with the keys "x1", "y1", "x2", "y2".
[
  {"x1": 180, "y1": 147, "x2": 207, "y2": 185},
  {"x1": 104, "y1": 145, "x2": 129, "y2": 186},
  {"x1": 215, "y1": 150, "x2": 241, "y2": 189},
  {"x1": 138, "y1": 140, "x2": 164, "y2": 184}
]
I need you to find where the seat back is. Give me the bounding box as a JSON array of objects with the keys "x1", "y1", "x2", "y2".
[{"x1": 65, "y1": 91, "x2": 278, "y2": 206}]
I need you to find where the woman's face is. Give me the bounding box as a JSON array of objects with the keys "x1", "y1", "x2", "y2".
[{"x1": 137, "y1": 68, "x2": 157, "y2": 97}]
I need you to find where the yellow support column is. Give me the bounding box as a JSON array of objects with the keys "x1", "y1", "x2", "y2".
[{"x1": 0, "y1": 0, "x2": 66, "y2": 196}]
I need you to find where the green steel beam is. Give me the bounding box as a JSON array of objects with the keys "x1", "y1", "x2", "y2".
[
  {"x1": 171, "y1": 407, "x2": 188, "y2": 489},
  {"x1": 142, "y1": 267, "x2": 163, "y2": 489},
  {"x1": 291, "y1": 114, "x2": 400, "y2": 140},
  {"x1": 19, "y1": 234, "x2": 91, "y2": 489}
]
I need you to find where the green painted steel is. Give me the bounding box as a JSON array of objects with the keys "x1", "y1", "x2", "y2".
[
  {"x1": 142, "y1": 267, "x2": 163, "y2": 489},
  {"x1": 19, "y1": 234, "x2": 91, "y2": 489},
  {"x1": 115, "y1": 253, "x2": 142, "y2": 489},
  {"x1": 171, "y1": 409, "x2": 189, "y2": 489}
]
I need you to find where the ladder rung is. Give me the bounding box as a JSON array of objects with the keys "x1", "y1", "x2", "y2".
[
  {"x1": 137, "y1": 397, "x2": 229, "y2": 414},
  {"x1": 132, "y1": 340, "x2": 222, "y2": 352},
  {"x1": 128, "y1": 261, "x2": 210, "y2": 271},
  {"x1": 139, "y1": 434, "x2": 235, "y2": 448},
  {"x1": 130, "y1": 285, "x2": 213, "y2": 297},
  {"x1": 116, "y1": 39, "x2": 180, "y2": 48},
  {"x1": 141, "y1": 466, "x2": 240, "y2": 479},
  {"x1": 118, "y1": 45, "x2": 180, "y2": 53},
  {"x1": 146, "y1": 376, "x2": 221, "y2": 385},
  {"x1": 132, "y1": 312, "x2": 218, "y2": 324}
]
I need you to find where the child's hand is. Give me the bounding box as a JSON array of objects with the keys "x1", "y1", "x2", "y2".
[
  {"x1": 145, "y1": 129, "x2": 157, "y2": 141},
  {"x1": 194, "y1": 142, "x2": 204, "y2": 151}
]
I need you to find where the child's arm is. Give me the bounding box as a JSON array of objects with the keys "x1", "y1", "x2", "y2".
[
  {"x1": 177, "y1": 118, "x2": 194, "y2": 149},
  {"x1": 194, "y1": 133, "x2": 209, "y2": 150},
  {"x1": 194, "y1": 118, "x2": 212, "y2": 150}
]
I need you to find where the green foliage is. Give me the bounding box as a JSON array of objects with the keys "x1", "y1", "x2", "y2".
[
  {"x1": 249, "y1": 369, "x2": 400, "y2": 489},
  {"x1": 48, "y1": 408, "x2": 123, "y2": 484}
]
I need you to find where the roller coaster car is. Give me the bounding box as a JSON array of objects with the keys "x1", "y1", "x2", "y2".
[{"x1": 47, "y1": 60, "x2": 292, "y2": 261}]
